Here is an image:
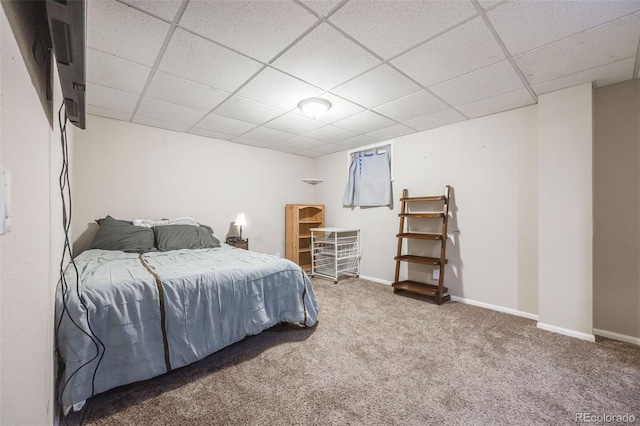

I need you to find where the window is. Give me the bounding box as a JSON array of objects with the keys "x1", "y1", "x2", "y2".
[{"x1": 342, "y1": 142, "x2": 393, "y2": 207}]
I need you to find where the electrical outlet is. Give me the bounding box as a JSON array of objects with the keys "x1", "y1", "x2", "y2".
[{"x1": 432, "y1": 268, "x2": 440, "y2": 280}]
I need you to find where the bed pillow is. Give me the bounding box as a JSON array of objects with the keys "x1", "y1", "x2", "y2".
[
  {"x1": 133, "y1": 217, "x2": 200, "y2": 228},
  {"x1": 90, "y1": 215, "x2": 156, "y2": 253},
  {"x1": 199, "y1": 224, "x2": 220, "y2": 246},
  {"x1": 153, "y1": 225, "x2": 221, "y2": 251},
  {"x1": 95, "y1": 217, "x2": 132, "y2": 225}
]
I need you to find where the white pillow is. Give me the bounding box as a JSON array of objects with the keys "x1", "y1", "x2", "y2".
[{"x1": 133, "y1": 217, "x2": 200, "y2": 228}]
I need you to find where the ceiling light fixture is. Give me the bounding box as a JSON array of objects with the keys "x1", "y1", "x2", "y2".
[{"x1": 298, "y1": 97, "x2": 332, "y2": 119}]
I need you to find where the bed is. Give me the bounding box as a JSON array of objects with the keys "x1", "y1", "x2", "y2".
[{"x1": 56, "y1": 217, "x2": 318, "y2": 412}]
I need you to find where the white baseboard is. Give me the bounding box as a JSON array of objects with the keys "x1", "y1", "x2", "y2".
[
  {"x1": 450, "y1": 295, "x2": 539, "y2": 321},
  {"x1": 358, "y1": 276, "x2": 538, "y2": 321},
  {"x1": 593, "y1": 328, "x2": 640, "y2": 346},
  {"x1": 536, "y1": 322, "x2": 596, "y2": 342},
  {"x1": 355, "y1": 277, "x2": 636, "y2": 346},
  {"x1": 358, "y1": 275, "x2": 392, "y2": 285}
]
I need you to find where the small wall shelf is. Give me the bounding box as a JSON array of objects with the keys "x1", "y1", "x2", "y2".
[{"x1": 302, "y1": 178, "x2": 324, "y2": 185}]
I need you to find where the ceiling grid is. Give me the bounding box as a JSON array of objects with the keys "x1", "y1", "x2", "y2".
[{"x1": 84, "y1": 0, "x2": 640, "y2": 157}]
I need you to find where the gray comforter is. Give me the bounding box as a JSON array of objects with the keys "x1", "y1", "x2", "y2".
[{"x1": 56, "y1": 246, "x2": 318, "y2": 411}]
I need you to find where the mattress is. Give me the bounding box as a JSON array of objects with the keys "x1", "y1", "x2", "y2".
[{"x1": 56, "y1": 245, "x2": 318, "y2": 411}]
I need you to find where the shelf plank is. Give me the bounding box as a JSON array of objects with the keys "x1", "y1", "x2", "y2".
[
  {"x1": 399, "y1": 212, "x2": 445, "y2": 218},
  {"x1": 396, "y1": 232, "x2": 442, "y2": 240},
  {"x1": 400, "y1": 196, "x2": 446, "y2": 202},
  {"x1": 392, "y1": 280, "x2": 448, "y2": 297},
  {"x1": 394, "y1": 255, "x2": 447, "y2": 265}
]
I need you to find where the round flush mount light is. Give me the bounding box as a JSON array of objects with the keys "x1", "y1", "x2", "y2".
[{"x1": 298, "y1": 97, "x2": 332, "y2": 119}]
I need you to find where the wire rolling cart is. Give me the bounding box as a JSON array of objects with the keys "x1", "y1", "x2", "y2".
[{"x1": 310, "y1": 227, "x2": 360, "y2": 284}]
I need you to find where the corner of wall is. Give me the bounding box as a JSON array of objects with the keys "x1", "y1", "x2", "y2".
[
  {"x1": 537, "y1": 83, "x2": 594, "y2": 340},
  {"x1": 592, "y1": 79, "x2": 640, "y2": 341}
]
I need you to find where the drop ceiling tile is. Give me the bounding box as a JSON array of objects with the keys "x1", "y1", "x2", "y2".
[
  {"x1": 457, "y1": 88, "x2": 535, "y2": 119},
  {"x1": 86, "y1": 105, "x2": 132, "y2": 121},
  {"x1": 120, "y1": 0, "x2": 183, "y2": 21},
  {"x1": 159, "y1": 29, "x2": 263, "y2": 92},
  {"x1": 300, "y1": 0, "x2": 344, "y2": 17},
  {"x1": 295, "y1": 150, "x2": 324, "y2": 158},
  {"x1": 197, "y1": 113, "x2": 256, "y2": 136},
  {"x1": 241, "y1": 127, "x2": 296, "y2": 144},
  {"x1": 365, "y1": 124, "x2": 416, "y2": 141},
  {"x1": 515, "y1": 12, "x2": 640, "y2": 86},
  {"x1": 87, "y1": 0, "x2": 170, "y2": 66},
  {"x1": 213, "y1": 96, "x2": 286, "y2": 125},
  {"x1": 136, "y1": 97, "x2": 207, "y2": 126},
  {"x1": 303, "y1": 125, "x2": 358, "y2": 143},
  {"x1": 292, "y1": 93, "x2": 366, "y2": 124},
  {"x1": 269, "y1": 144, "x2": 305, "y2": 154},
  {"x1": 303, "y1": 143, "x2": 344, "y2": 156},
  {"x1": 329, "y1": 0, "x2": 476, "y2": 60},
  {"x1": 189, "y1": 128, "x2": 236, "y2": 141},
  {"x1": 264, "y1": 113, "x2": 325, "y2": 134},
  {"x1": 404, "y1": 109, "x2": 467, "y2": 132},
  {"x1": 478, "y1": 0, "x2": 507, "y2": 10},
  {"x1": 232, "y1": 136, "x2": 274, "y2": 148},
  {"x1": 271, "y1": 23, "x2": 381, "y2": 90},
  {"x1": 335, "y1": 134, "x2": 378, "y2": 149},
  {"x1": 487, "y1": 0, "x2": 640, "y2": 56},
  {"x1": 373, "y1": 90, "x2": 449, "y2": 122},
  {"x1": 146, "y1": 70, "x2": 229, "y2": 111},
  {"x1": 333, "y1": 111, "x2": 396, "y2": 134},
  {"x1": 180, "y1": 1, "x2": 317, "y2": 62},
  {"x1": 132, "y1": 115, "x2": 190, "y2": 132},
  {"x1": 87, "y1": 48, "x2": 151, "y2": 93},
  {"x1": 332, "y1": 64, "x2": 421, "y2": 108},
  {"x1": 429, "y1": 60, "x2": 524, "y2": 106},
  {"x1": 532, "y1": 57, "x2": 635, "y2": 95},
  {"x1": 278, "y1": 136, "x2": 326, "y2": 149},
  {"x1": 86, "y1": 82, "x2": 140, "y2": 113},
  {"x1": 391, "y1": 17, "x2": 505, "y2": 88},
  {"x1": 236, "y1": 68, "x2": 323, "y2": 111}
]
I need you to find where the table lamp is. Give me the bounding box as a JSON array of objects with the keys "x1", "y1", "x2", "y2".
[{"x1": 235, "y1": 213, "x2": 247, "y2": 240}]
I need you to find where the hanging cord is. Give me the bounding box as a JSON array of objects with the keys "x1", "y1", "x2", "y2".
[{"x1": 54, "y1": 103, "x2": 105, "y2": 424}]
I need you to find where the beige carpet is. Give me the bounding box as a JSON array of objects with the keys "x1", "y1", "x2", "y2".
[{"x1": 65, "y1": 277, "x2": 639, "y2": 425}]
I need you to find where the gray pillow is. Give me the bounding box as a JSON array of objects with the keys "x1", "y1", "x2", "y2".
[
  {"x1": 153, "y1": 225, "x2": 221, "y2": 251},
  {"x1": 90, "y1": 215, "x2": 156, "y2": 253}
]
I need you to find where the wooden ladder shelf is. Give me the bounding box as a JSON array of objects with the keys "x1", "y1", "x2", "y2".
[{"x1": 392, "y1": 186, "x2": 452, "y2": 305}]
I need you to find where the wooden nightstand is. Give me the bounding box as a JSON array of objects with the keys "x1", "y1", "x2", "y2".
[{"x1": 226, "y1": 238, "x2": 248, "y2": 250}]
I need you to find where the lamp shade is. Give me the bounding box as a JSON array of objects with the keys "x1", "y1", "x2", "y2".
[
  {"x1": 298, "y1": 98, "x2": 331, "y2": 119},
  {"x1": 235, "y1": 213, "x2": 247, "y2": 227}
]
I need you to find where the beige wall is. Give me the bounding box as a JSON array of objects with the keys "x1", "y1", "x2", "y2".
[
  {"x1": 71, "y1": 115, "x2": 316, "y2": 257},
  {"x1": 315, "y1": 84, "x2": 599, "y2": 341},
  {"x1": 593, "y1": 79, "x2": 640, "y2": 340},
  {"x1": 314, "y1": 105, "x2": 540, "y2": 317},
  {"x1": 0, "y1": 8, "x2": 66, "y2": 425},
  {"x1": 537, "y1": 83, "x2": 594, "y2": 340}
]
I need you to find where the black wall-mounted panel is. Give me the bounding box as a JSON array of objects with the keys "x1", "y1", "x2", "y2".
[
  {"x1": 45, "y1": 0, "x2": 86, "y2": 129},
  {"x1": 50, "y1": 19, "x2": 72, "y2": 65}
]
